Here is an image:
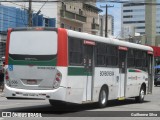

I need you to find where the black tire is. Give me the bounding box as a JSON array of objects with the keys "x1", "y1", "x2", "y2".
[
  {"x1": 98, "y1": 87, "x2": 108, "y2": 108},
  {"x1": 135, "y1": 86, "x2": 145, "y2": 103}
]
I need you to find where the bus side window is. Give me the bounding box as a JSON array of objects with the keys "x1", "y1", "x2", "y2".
[
  {"x1": 127, "y1": 49, "x2": 135, "y2": 68},
  {"x1": 96, "y1": 43, "x2": 106, "y2": 66},
  {"x1": 68, "y1": 37, "x2": 84, "y2": 66}
]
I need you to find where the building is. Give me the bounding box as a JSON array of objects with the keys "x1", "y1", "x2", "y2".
[
  {"x1": 32, "y1": 1, "x2": 102, "y2": 35},
  {"x1": 59, "y1": 2, "x2": 102, "y2": 35},
  {"x1": 0, "y1": 4, "x2": 28, "y2": 32},
  {"x1": 0, "y1": 31, "x2": 6, "y2": 59},
  {"x1": 121, "y1": 1, "x2": 146, "y2": 35},
  {"x1": 99, "y1": 14, "x2": 114, "y2": 37},
  {"x1": 2, "y1": 1, "x2": 102, "y2": 34},
  {"x1": 0, "y1": 4, "x2": 56, "y2": 59},
  {"x1": 32, "y1": 14, "x2": 56, "y2": 27},
  {"x1": 58, "y1": 2, "x2": 87, "y2": 32},
  {"x1": 121, "y1": 0, "x2": 158, "y2": 46},
  {"x1": 121, "y1": 25, "x2": 135, "y2": 39},
  {"x1": 0, "y1": 4, "x2": 28, "y2": 59},
  {"x1": 121, "y1": 0, "x2": 160, "y2": 36},
  {"x1": 82, "y1": 2, "x2": 102, "y2": 35}
]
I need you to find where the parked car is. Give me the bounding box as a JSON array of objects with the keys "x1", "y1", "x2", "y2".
[{"x1": 154, "y1": 72, "x2": 160, "y2": 86}]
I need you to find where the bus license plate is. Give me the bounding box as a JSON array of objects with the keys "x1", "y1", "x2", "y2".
[{"x1": 27, "y1": 80, "x2": 37, "y2": 85}]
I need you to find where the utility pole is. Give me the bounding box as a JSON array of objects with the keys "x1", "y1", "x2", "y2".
[
  {"x1": 145, "y1": 0, "x2": 156, "y2": 46},
  {"x1": 28, "y1": 0, "x2": 32, "y2": 27},
  {"x1": 100, "y1": 4, "x2": 114, "y2": 37}
]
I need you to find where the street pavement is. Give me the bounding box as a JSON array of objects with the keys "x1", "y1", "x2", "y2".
[{"x1": 0, "y1": 86, "x2": 160, "y2": 120}]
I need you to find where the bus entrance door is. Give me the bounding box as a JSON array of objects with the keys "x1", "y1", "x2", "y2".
[
  {"x1": 83, "y1": 41, "x2": 95, "y2": 102},
  {"x1": 118, "y1": 47, "x2": 128, "y2": 100},
  {"x1": 148, "y1": 53, "x2": 153, "y2": 94}
]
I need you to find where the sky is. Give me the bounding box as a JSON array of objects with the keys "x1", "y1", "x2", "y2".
[{"x1": 96, "y1": 2, "x2": 121, "y2": 37}]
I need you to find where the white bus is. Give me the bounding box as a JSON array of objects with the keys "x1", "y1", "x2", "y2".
[{"x1": 4, "y1": 27, "x2": 154, "y2": 108}]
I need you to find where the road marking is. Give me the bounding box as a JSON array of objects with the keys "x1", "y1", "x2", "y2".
[{"x1": 0, "y1": 118, "x2": 4, "y2": 120}]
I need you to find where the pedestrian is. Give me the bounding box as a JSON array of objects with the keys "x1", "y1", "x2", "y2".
[{"x1": 0, "y1": 69, "x2": 4, "y2": 92}]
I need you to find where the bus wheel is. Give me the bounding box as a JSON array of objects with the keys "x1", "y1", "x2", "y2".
[
  {"x1": 135, "y1": 86, "x2": 145, "y2": 103},
  {"x1": 98, "y1": 87, "x2": 108, "y2": 108}
]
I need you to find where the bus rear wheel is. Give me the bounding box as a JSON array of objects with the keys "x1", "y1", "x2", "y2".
[
  {"x1": 135, "y1": 86, "x2": 145, "y2": 103},
  {"x1": 98, "y1": 87, "x2": 108, "y2": 108}
]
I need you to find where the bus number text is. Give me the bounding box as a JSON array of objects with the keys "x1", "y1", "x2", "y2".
[{"x1": 100, "y1": 71, "x2": 114, "y2": 76}]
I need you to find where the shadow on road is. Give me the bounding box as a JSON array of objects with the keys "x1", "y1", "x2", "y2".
[{"x1": 1, "y1": 98, "x2": 150, "y2": 116}]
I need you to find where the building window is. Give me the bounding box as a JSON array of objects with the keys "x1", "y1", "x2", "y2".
[
  {"x1": 45, "y1": 18, "x2": 49, "y2": 27},
  {"x1": 78, "y1": 28, "x2": 81, "y2": 32},
  {"x1": 123, "y1": 21, "x2": 145, "y2": 24},
  {"x1": 123, "y1": 3, "x2": 145, "y2": 7},
  {"x1": 123, "y1": 15, "x2": 132, "y2": 18},
  {"x1": 79, "y1": 9, "x2": 83, "y2": 15},
  {"x1": 136, "y1": 26, "x2": 145, "y2": 29},
  {"x1": 123, "y1": 10, "x2": 133, "y2": 12},
  {"x1": 93, "y1": 18, "x2": 95, "y2": 23}
]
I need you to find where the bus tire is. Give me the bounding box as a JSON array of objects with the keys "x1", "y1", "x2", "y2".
[
  {"x1": 98, "y1": 86, "x2": 108, "y2": 108},
  {"x1": 135, "y1": 86, "x2": 145, "y2": 103}
]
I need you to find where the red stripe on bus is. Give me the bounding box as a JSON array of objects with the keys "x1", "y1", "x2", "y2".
[
  {"x1": 57, "y1": 28, "x2": 68, "y2": 66},
  {"x1": 5, "y1": 28, "x2": 12, "y2": 65},
  {"x1": 147, "y1": 51, "x2": 153, "y2": 55},
  {"x1": 84, "y1": 40, "x2": 95, "y2": 46},
  {"x1": 118, "y1": 46, "x2": 128, "y2": 51}
]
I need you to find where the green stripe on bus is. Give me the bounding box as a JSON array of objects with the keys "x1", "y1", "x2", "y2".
[
  {"x1": 128, "y1": 69, "x2": 141, "y2": 72},
  {"x1": 68, "y1": 67, "x2": 92, "y2": 76},
  {"x1": 8, "y1": 57, "x2": 57, "y2": 66}
]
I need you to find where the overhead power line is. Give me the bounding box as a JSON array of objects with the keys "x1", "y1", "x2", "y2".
[
  {"x1": 0, "y1": 0, "x2": 160, "y2": 5},
  {"x1": 0, "y1": 0, "x2": 59, "y2": 2}
]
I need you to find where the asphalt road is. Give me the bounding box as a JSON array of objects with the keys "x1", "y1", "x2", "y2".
[{"x1": 0, "y1": 86, "x2": 160, "y2": 119}]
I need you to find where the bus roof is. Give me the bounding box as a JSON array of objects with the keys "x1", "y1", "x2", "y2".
[
  {"x1": 8, "y1": 27, "x2": 153, "y2": 52},
  {"x1": 67, "y1": 29, "x2": 153, "y2": 52}
]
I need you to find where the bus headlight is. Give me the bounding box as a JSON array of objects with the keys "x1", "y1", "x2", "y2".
[{"x1": 53, "y1": 70, "x2": 62, "y2": 89}]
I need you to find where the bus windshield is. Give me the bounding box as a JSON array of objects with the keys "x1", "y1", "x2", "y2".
[{"x1": 9, "y1": 31, "x2": 57, "y2": 61}]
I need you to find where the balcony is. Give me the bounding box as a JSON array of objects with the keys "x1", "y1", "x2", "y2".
[
  {"x1": 60, "y1": 10, "x2": 86, "y2": 23},
  {"x1": 91, "y1": 23, "x2": 99, "y2": 30}
]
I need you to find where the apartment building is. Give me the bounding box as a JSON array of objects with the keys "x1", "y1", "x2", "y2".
[
  {"x1": 99, "y1": 14, "x2": 114, "y2": 37},
  {"x1": 122, "y1": 2, "x2": 146, "y2": 35},
  {"x1": 58, "y1": 1, "x2": 102, "y2": 35}
]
